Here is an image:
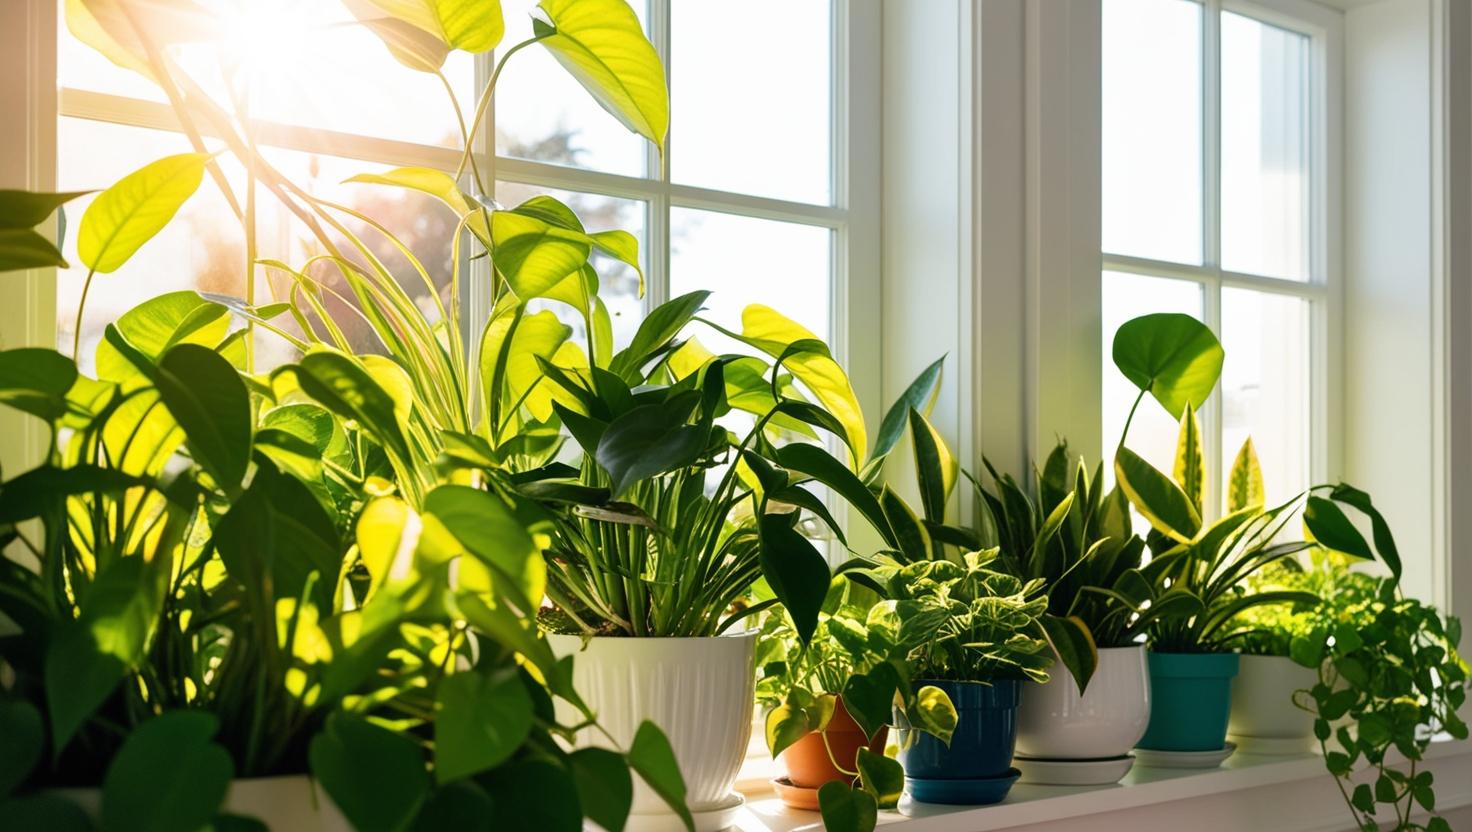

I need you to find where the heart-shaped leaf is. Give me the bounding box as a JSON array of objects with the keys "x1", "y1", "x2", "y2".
[
  {"x1": 855, "y1": 747, "x2": 904, "y2": 809},
  {"x1": 758, "y1": 513, "x2": 832, "y2": 645},
  {"x1": 567, "y1": 748, "x2": 633, "y2": 832},
  {"x1": 155, "y1": 344, "x2": 252, "y2": 491},
  {"x1": 1111, "y1": 312, "x2": 1223, "y2": 421},
  {"x1": 101, "y1": 711, "x2": 233, "y2": 832},
  {"x1": 817, "y1": 782, "x2": 878, "y2": 832},
  {"x1": 626, "y1": 721, "x2": 692, "y2": 831},
  {"x1": 434, "y1": 668, "x2": 534, "y2": 784},
  {"x1": 310, "y1": 714, "x2": 431, "y2": 832}
]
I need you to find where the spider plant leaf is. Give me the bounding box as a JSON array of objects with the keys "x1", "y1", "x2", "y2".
[
  {"x1": 79, "y1": 153, "x2": 209, "y2": 274},
  {"x1": 1114, "y1": 446, "x2": 1200, "y2": 543},
  {"x1": 1173, "y1": 406, "x2": 1205, "y2": 514},
  {"x1": 535, "y1": 0, "x2": 669, "y2": 153},
  {"x1": 1226, "y1": 437, "x2": 1265, "y2": 512},
  {"x1": 1111, "y1": 312, "x2": 1223, "y2": 421}
]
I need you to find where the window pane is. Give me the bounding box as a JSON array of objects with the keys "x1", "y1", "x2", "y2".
[
  {"x1": 1221, "y1": 12, "x2": 1311, "y2": 281},
  {"x1": 496, "y1": 182, "x2": 646, "y2": 351},
  {"x1": 1102, "y1": 0, "x2": 1203, "y2": 264},
  {"x1": 1220, "y1": 288, "x2": 1311, "y2": 508},
  {"x1": 1101, "y1": 272, "x2": 1204, "y2": 483},
  {"x1": 669, "y1": 209, "x2": 830, "y2": 354},
  {"x1": 58, "y1": 118, "x2": 460, "y2": 372},
  {"x1": 495, "y1": 0, "x2": 649, "y2": 176},
  {"x1": 58, "y1": 2, "x2": 476, "y2": 149},
  {"x1": 670, "y1": 0, "x2": 831, "y2": 205}
]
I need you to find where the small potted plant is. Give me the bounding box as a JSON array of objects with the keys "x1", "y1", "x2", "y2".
[
  {"x1": 868, "y1": 551, "x2": 1054, "y2": 805},
  {"x1": 755, "y1": 578, "x2": 957, "y2": 812}
]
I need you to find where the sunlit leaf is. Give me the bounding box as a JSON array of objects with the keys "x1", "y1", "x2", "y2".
[
  {"x1": 492, "y1": 210, "x2": 592, "y2": 300},
  {"x1": 1111, "y1": 312, "x2": 1223, "y2": 421},
  {"x1": 154, "y1": 344, "x2": 252, "y2": 490},
  {"x1": 361, "y1": 0, "x2": 505, "y2": 53},
  {"x1": 1114, "y1": 446, "x2": 1200, "y2": 543},
  {"x1": 855, "y1": 747, "x2": 903, "y2": 809},
  {"x1": 424, "y1": 485, "x2": 544, "y2": 608},
  {"x1": 65, "y1": 0, "x2": 220, "y2": 80},
  {"x1": 95, "y1": 291, "x2": 229, "y2": 384},
  {"x1": 345, "y1": 167, "x2": 473, "y2": 214},
  {"x1": 1173, "y1": 406, "x2": 1204, "y2": 514},
  {"x1": 535, "y1": 0, "x2": 669, "y2": 152},
  {"x1": 908, "y1": 408, "x2": 956, "y2": 523},
  {"x1": 869, "y1": 356, "x2": 944, "y2": 473},
  {"x1": 78, "y1": 153, "x2": 209, "y2": 273},
  {"x1": 588, "y1": 229, "x2": 643, "y2": 296},
  {"x1": 1226, "y1": 437, "x2": 1265, "y2": 512},
  {"x1": 818, "y1": 782, "x2": 877, "y2": 832}
]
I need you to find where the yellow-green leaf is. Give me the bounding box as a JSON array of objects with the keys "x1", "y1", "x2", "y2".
[
  {"x1": 1115, "y1": 446, "x2": 1201, "y2": 543},
  {"x1": 65, "y1": 0, "x2": 219, "y2": 80},
  {"x1": 1227, "y1": 437, "x2": 1265, "y2": 512},
  {"x1": 491, "y1": 211, "x2": 592, "y2": 300},
  {"x1": 363, "y1": 0, "x2": 504, "y2": 52},
  {"x1": 742, "y1": 305, "x2": 866, "y2": 468},
  {"x1": 79, "y1": 153, "x2": 209, "y2": 274},
  {"x1": 535, "y1": 0, "x2": 669, "y2": 153},
  {"x1": 1173, "y1": 405, "x2": 1204, "y2": 514},
  {"x1": 357, "y1": 497, "x2": 416, "y2": 598},
  {"x1": 589, "y1": 229, "x2": 643, "y2": 296},
  {"x1": 346, "y1": 167, "x2": 472, "y2": 214},
  {"x1": 348, "y1": 6, "x2": 451, "y2": 72}
]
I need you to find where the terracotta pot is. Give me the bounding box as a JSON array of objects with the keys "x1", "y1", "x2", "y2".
[{"x1": 780, "y1": 696, "x2": 887, "y2": 789}]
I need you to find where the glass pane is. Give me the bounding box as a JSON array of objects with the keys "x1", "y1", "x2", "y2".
[
  {"x1": 58, "y1": 1, "x2": 475, "y2": 149},
  {"x1": 1101, "y1": 272, "x2": 1204, "y2": 485},
  {"x1": 58, "y1": 118, "x2": 459, "y2": 372},
  {"x1": 670, "y1": 0, "x2": 831, "y2": 205},
  {"x1": 1220, "y1": 288, "x2": 1311, "y2": 508},
  {"x1": 1102, "y1": 0, "x2": 1203, "y2": 264},
  {"x1": 495, "y1": 0, "x2": 648, "y2": 176},
  {"x1": 1221, "y1": 12, "x2": 1311, "y2": 281},
  {"x1": 496, "y1": 182, "x2": 646, "y2": 351},
  {"x1": 669, "y1": 209, "x2": 830, "y2": 355}
]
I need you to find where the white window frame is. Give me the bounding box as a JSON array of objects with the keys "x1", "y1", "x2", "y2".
[
  {"x1": 1101, "y1": 0, "x2": 1343, "y2": 518},
  {"x1": 0, "y1": 0, "x2": 881, "y2": 473}
]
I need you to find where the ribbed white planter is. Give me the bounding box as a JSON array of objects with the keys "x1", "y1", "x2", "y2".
[
  {"x1": 548, "y1": 632, "x2": 756, "y2": 832},
  {"x1": 1015, "y1": 644, "x2": 1151, "y2": 761},
  {"x1": 49, "y1": 775, "x2": 349, "y2": 831},
  {"x1": 1228, "y1": 654, "x2": 1318, "y2": 754}
]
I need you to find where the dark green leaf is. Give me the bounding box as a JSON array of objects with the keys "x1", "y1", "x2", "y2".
[
  {"x1": 0, "y1": 794, "x2": 92, "y2": 832},
  {"x1": 155, "y1": 344, "x2": 251, "y2": 489},
  {"x1": 1303, "y1": 496, "x2": 1373, "y2": 560},
  {"x1": 0, "y1": 348, "x2": 77, "y2": 421},
  {"x1": 435, "y1": 669, "x2": 534, "y2": 784},
  {"x1": 568, "y1": 748, "x2": 633, "y2": 832},
  {"x1": 609, "y1": 291, "x2": 709, "y2": 383},
  {"x1": 627, "y1": 721, "x2": 692, "y2": 832},
  {"x1": 310, "y1": 714, "x2": 430, "y2": 832},
  {"x1": 410, "y1": 780, "x2": 494, "y2": 832},
  {"x1": 0, "y1": 700, "x2": 43, "y2": 796},
  {"x1": 817, "y1": 782, "x2": 877, "y2": 832},
  {"x1": 1328, "y1": 484, "x2": 1403, "y2": 580},
  {"x1": 840, "y1": 663, "x2": 902, "y2": 741},
  {"x1": 1111, "y1": 312, "x2": 1224, "y2": 420},
  {"x1": 871, "y1": 357, "x2": 944, "y2": 467},
  {"x1": 479, "y1": 758, "x2": 582, "y2": 832},
  {"x1": 595, "y1": 400, "x2": 707, "y2": 498},
  {"x1": 1038, "y1": 614, "x2": 1098, "y2": 693},
  {"x1": 101, "y1": 712, "x2": 232, "y2": 832},
  {"x1": 776, "y1": 443, "x2": 891, "y2": 543},
  {"x1": 758, "y1": 513, "x2": 831, "y2": 645},
  {"x1": 855, "y1": 747, "x2": 903, "y2": 809}
]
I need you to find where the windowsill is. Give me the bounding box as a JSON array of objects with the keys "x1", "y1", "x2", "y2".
[{"x1": 732, "y1": 736, "x2": 1472, "y2": 832}]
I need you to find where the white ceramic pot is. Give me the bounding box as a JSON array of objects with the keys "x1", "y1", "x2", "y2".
[
  {"x1": 1228, "y1": 653, "x2": 1318, "y2": 754},
  {"x1": 1015, "y1": 644, "x2": 1151, "y2": 760},
  {"x1": 49, "y1": 775, "x2": 350, "y2": 831},
  {"x1": 548, "y1": 632, "x2": 757, "y2": 832}
]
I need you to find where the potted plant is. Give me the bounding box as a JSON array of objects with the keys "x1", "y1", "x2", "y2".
[
  {"x1": 754, "y1": 577, "x2": 957, "y2": 812},
  {"x1": 866, "y1": 551, "x2": 1055, "y2": 805}
]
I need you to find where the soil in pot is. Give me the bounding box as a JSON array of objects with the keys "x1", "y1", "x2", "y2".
[
  {"x1": 781, "y1": 696, "x2": 888, "y2": 790},
  {"x1": 1138, "y1": 651, "x2": 1240, "y2": 753},
  {"x1": 896, "y1": 679, "x2": 1023, "y2": 805}
]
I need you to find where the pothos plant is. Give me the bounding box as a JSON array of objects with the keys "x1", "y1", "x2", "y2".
[{"x1": 1, "y1": 0, "x2": 700, "y2": 829}]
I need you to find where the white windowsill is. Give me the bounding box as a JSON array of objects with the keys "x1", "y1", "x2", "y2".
[{"x1": 732, "y1": 737, "x2": 1472, "y2": 832}]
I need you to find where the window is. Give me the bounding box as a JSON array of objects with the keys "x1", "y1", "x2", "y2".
[
  {"x1": 1101, "y1": 0, "x2": 1334, "y2": 517},
  {"x1": 53, "y1": 0, "x2": 861, "y2": 381}
]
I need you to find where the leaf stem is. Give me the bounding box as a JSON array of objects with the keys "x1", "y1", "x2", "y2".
[{"x1": 73, "y1": 267, "x2": 97, "y2": 360}]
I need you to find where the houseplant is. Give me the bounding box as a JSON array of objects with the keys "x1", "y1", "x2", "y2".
[
  {"x1": 869, "y1": 550, "x2": 1054, "y2": 805},
  {"x1": 754, "y1": 576, "x2": 957, "y2": 812}
]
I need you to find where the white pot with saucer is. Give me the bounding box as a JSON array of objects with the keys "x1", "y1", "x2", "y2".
[{"x1": 1015, "y1": 645, "x2": 1150, "y2": 785}]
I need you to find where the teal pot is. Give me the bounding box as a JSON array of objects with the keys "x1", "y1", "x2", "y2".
[
  {"x1": 1137, "y1": 652, "x2": 1240, "y2": 752},
  {"x1": 895, "y1": 679, "x2": 1022, "y2": 794}
]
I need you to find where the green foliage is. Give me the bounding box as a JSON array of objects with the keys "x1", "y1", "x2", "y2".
[{"x1": 1286, "y1": 563, "x2": 1467, "y2": 832}]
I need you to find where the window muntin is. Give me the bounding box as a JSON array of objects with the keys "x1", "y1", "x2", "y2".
[{"x1": 1101, "y1": 0, "x2": 1326, "y2": 516}]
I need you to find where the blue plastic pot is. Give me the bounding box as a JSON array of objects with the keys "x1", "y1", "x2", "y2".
[
  {"x1": 896, "y1": 679, "x2": 1023, "y2": 783},
  {"x1": 1137, "y1": 651, "x2": 1240, "y2": 752}
]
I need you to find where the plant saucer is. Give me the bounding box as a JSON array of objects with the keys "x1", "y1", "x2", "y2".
[
  {"x1": 1133, "y1": 741, "x2": 1237, "y2": 769},
  {"x1": 771, "y1": 776, "x2": 822, "y2": 811},
  {"x1": 906, "y1": 767, "x2": 1020, "y2": 805},
  {"x1": 1014, "y1": 754, "x2": 1134, "y2": 785}
]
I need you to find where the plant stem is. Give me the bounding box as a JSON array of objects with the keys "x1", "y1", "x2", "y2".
[
  {"x1": 73, "y1": 268, "x2": 97, "y2": 360},
  {"x1": 1118, "y1": 387, "x2": 1147, "y2": 454},
  {"x1": 456, "y1": 37, "x2": 545, "y2": 184}
]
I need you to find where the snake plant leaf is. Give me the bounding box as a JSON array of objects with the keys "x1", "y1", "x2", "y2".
[
  {"x1": 1326, "y1": 484, "x2": 1402, "y2": 580},
  {"x1": 1226, "y1": 437, "x2": 1265, "y2": 512},
  {"x1": 491, "y1": 210, "x2": 593, "y2": 301},
  {"x1": 78, "y1": 153, "x2": 209, "y2": 273},
  {"x1": 1173, "y1": 405, "x2": 1205, "y2": 514},
  {"x1": 908, "y1": 408, "x2": 957, "y2": 524},
  {"x1": 626, "y1": 721, "x2": 694, "y2": 832},
  {"x1": 154, "y1": 344, "x2": 252, "y2": 491},
  {"x1": 818, "y1": 781, "x2": 878, "y2": 832},
  {"x1": 1114, "y1": 446, "x2": 1201, "y2": 543},
  {"x1": 566, "y1": 748, "x2": 633, "y2": 832},
  {"x1": 1038, "y1": 613, "x2": 1098, "y2": 694},
  {"x1": 434, "y1": 668, "x2": 534, "y2": 784},
  {"x1": 46, "y1": 555, "x2": 164, "y2": 753},
  {"x1": 424, "y1": 485, "x2": 544, "y2": 608},
  {"x1": 868, "y1": 356, "x2": 944, "y2": 477},
  {"x1": 101, "y1": 711, "x2": 233, "y2": 832},
  {"x1": 741, "y1": 305, "x2": 867, "y2": 468},
  {"x1": 1303, "y1": 496, "x2": 1374, "y2": 561},
  {"x1": 758, "y1": 512, "x2": 831, "y2": 645},
  {"x1": 879, "y1": 485, "x2": 932, "y2": 563},
  {"x1": 855, "y1": 747, "x2": 904, "y2": 810},
  {"x1": 1111, "y1": 313, "x2": 1224, "y2": 421},
  {"x1": 535, "y1": 0, "x2": 670, "y2": 153},
  {"x1": 0, "y1": 348, "x2": 78, "y2": 422},
  {"x1": 310, "y1": 713, "x2": 431, "y2": 832}
]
